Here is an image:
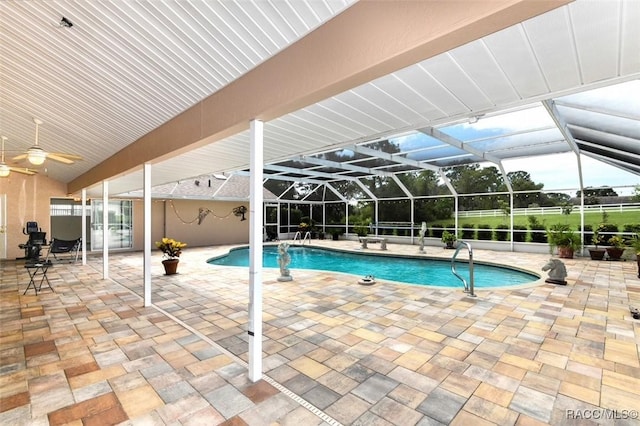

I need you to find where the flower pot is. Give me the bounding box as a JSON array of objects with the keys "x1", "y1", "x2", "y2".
[
  {"x1": 557, "y1": 246, "x2": 574, "y2": 259},
  {"x1": 162, "y1": 259, "x2": 179, "y2": 275},
  {"x1": 606, "y1": 247, "x2": 624, "y2": 261},
  {"x1": 588, "y1": 248, "x2": 606, "y2": 260}
]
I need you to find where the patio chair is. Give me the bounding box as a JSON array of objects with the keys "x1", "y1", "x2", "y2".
[{"x1": 47, "y1": 237, "x2": 81, "y2": 263}]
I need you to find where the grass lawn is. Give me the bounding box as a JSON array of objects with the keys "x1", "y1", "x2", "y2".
[{"x1": 433, "y1": 211, "x2": 640, "y2": 232}]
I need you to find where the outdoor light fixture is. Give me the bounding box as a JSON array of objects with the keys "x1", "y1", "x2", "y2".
[{"x1": 27, "y1": 147, "x2": 47, "y2": 165}]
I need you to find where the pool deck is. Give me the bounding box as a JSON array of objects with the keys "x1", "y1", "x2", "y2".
[{"x1": 1, "y1": 240, "x2": 639, "y2": 425}]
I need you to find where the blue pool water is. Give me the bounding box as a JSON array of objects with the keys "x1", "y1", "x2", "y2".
[{"x1": 208, "y1": 245, "x2": 539, "y2": 288}]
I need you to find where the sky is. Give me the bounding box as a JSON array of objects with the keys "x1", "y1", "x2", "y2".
[
  {"x1": 446, "y1": 81, "x2": 640, "y2": 196},
  {"x1": 384, "y1": 80, "x2": 639, "y2": 196}
]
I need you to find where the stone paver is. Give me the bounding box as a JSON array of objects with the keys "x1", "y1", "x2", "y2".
[{"x1": 1, "y1": 239, "x2": 639, "y2": 425}]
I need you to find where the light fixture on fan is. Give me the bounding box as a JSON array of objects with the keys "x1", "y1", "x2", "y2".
[
  {"x1": 27, "y1": 119, "x2": 47, "y2": 165},
  {"x1": 12, "y1": 118, "x2": 83, "y2": 166},
  {"x1": 0, "y1": 136, "x2": 37, "y2": 177},
  {"x1": 27, "y1": 147, "x2": 47, "y2": 165}
]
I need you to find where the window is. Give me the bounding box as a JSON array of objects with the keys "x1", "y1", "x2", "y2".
[{"x1": 90, "y1": 200, "x2": 133, "y2": 250}]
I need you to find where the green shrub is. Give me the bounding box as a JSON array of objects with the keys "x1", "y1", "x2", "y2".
[
  {"x1": 431, "y1": 224, "x2": 444, "y2": 239},
  {"x1": 461, "y1": 224, "x2": 475, "y2": 240},
  {"x1": 597, "y1": 223, "x2": 619, "y2": 246},
  {"x1": 477, "y1": 224, "x2": 492, "y2": 240},
  {"x1": 353, "y1": 225, "x2": 369, "y2": 236},
  {"x1": 495, "y1": 224, "x2": 509, "y2": 241},
  {"x1": 582, "y1": 224, "x2": 594, "y2": 246},
  {"x1": 513, "y1": 225, "x2": 527, "y2": 242},
  {"x1": 528, "y1": 216, "x2": 547, "y2": 243},
  {"x1": 623, "y1": 223, "x2": 640, "y2": 234}
]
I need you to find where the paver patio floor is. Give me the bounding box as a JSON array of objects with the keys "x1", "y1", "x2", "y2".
[{"x1": 2, "y1": 240, "x2": 639, "y2": 425}]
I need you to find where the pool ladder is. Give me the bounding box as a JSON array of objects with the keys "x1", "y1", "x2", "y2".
[
  {"x1": 292, "y1": 231, "x2": 311, "y2": 245},
  {"x1": 451, "y1": 240, "x2": 476, "y2": 297}
]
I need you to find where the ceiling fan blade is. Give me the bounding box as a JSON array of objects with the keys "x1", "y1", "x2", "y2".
[
  {"x1": 10, "y1": 166, "x2": 37, "y2": 175},
  {"x1": 12, "y1": 153, "x2": 28, "y2": 162},
  {"x1": 49, "y1": 152, "x2": 83, "y2": 161},
  {"x1": 46, "y1": 153, "x2": 77, "y2": 164}
]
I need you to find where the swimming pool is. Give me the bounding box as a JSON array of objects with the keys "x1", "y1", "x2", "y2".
[{"x1": 208, "y1": 245, "x2": 539, "y2": 288}]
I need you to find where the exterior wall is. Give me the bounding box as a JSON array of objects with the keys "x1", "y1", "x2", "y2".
[
  {"x1": 0, "y1": 173, "x2": 67, "y2": 259},
  {"x1": 1, "y1": 174, "x2": 249, "y2": 259},
  {"x1": 157, "y1": 200, "x2": 249, "y2": 249}
]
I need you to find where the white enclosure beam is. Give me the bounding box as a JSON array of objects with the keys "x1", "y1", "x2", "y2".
[
  {"x1": 352, "y1": 145, "x2": 440, "y2": 172},
  {"x1": 81, "y1": 188, "x2": 87, "y2": 265},
  {"x1": 248, "y1": 119, "x2": 264, "y2": 382},
  {"x1": 143, "y1": 163, "x2": 152, "y2": 307},
  {"x1": 102, "y1": 180, "x2": 109, "y2": 280}
]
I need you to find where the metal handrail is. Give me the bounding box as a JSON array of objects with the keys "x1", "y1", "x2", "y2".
[
  {"x1": 301, "y1": 231, "x2": 311, "y2": 245},
  {"x1": 292, "y1": 231, "x2": 311, "y2": 245},
  {"x1": 451, "y1": 240, "x2": 476, "y2": 297}
]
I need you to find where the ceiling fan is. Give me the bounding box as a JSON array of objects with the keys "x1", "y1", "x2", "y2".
[
  {"x1": 12, "y1": 118, "x2": 83, "y2": 165},
  {"x1": 0, "y1": 136, "x2": 37, "y2": 177}
]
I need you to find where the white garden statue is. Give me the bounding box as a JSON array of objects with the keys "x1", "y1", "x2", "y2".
[
  {"x1": 277, "y1": 242, "x2": 293, "y2": 282},
  {"x1": 542, "y1": 258, "x2": 567, "y2": 285},
  {"x1": 418, "y1": 222, "x2": 427, "y2": 253}
]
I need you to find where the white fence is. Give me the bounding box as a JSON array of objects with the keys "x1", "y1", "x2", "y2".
[{"x1": 457, "y1": 203, "x2": 640, "y2": 218}]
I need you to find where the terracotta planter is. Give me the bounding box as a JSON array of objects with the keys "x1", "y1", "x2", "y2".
[
  {"x1": 588, "y1": 248, "x2": 606, "y2": 260},
  {"x1": 162, "y1": 259, "x2": 179, "y2": 275},
  {"x1": 557, "y1": 246, "x2": 574, "y2": 259},
  {"x1": 606, "y1": 247, "x2": 624, "y2": 261}
]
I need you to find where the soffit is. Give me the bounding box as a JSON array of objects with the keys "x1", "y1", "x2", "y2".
[{"x1": 0, "y1": 0, "x2": 355, "y2": 183}]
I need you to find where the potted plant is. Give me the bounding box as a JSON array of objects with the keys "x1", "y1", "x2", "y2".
[
  {"x1": 441, "y1": 230, "x2": 457, "y2": 249},
  {"x1": 328, "y1": 228, "x2": 343, "y2": 241},
  {"x1": 629, "y1": 233, "x2": 640, "y2": 278},
  {"x1": 606, "y1": 235, "x2": 625, "y2": 261},
  {"x1": 588, "y1": 228, "x2": 606, "y2": 260},
  {"x1": 298, "y1": 222, "x2": 310, "y2": 234},
  {"x1": 546, "y1": 224, "x2": 581, "y2": 259},
  {"x1": 156, "y1": 237, "x2": 187, "y2": 275}
]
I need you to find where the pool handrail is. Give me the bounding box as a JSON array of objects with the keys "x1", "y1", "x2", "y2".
[
  {"x1": 451, "y1": 240, "x2": 476, "y2": 297},
  {"x1": 292, "y1": 231, "x2": 311, "y2": 245}
]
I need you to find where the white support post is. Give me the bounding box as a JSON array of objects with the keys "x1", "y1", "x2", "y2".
[
  {"x1": 248, "y1": 119, "x2": 264, "y2": 382},
  {"x1": 143, "y1": 163, "x2": 152, "y2": 306},
  {"x1": 81, "y1": 188, "x2": 87, "y2": 265},
  {"x1": 102, "y1": 180, "x2": 109, "y2": 279}
]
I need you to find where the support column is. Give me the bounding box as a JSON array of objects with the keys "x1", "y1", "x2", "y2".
[
  {"x1": 143, "y1": 163, "x2": 152, "y2": 306},
  {"x1": 248, "y1": 119, "x2": 264, "y2": 382},
  {"x1": 81, "y1": 188, "x2": 87, "y2": 265},
  {"x1": 102, "y1": 180, "x2": 109, "y2": 280}
]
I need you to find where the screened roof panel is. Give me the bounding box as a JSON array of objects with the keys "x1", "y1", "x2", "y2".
[
  {"x1": 557, "y1": 106, "x2": 640, "y2": 139},
  {"x1": 245, "y1": 79, "x2": 640, "y2": 200},
  {"x1": 471, "y1": 128, "x2": 565, "y2": 154},
  {"x1": 407, "y1": 146, "x2": 472, "y2": 162},
  {"x1": 390, "y1": 133, "x2": 448, "y2": 152}
]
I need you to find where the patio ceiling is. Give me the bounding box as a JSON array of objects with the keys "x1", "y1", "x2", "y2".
[{"x1": 1, "y1": 0, "x2": 638, "y2": 198}]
